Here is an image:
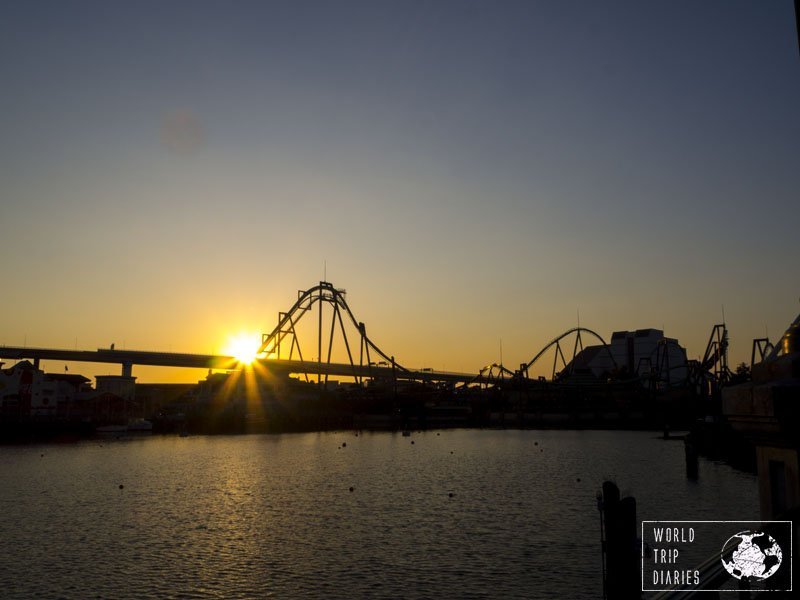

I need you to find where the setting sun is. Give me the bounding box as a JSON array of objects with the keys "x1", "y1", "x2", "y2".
[{"x1": 223, "y1": 333, "x2": 261, "y2": 365}]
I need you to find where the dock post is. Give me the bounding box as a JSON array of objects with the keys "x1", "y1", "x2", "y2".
[
  {"x1": 684, "y1": 434, "x2": 699, "y2": 480},
  {"x1": 600, "y1": 481, "x2": 640, "y2": 600}
]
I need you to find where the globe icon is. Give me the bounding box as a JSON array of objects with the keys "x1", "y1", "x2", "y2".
[{"x1": 720, "y1": 530, "x2": 782, "y2": 581}]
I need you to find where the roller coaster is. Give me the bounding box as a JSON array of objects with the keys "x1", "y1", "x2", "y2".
[
  {"x1": 0, "y1": 280, "x2": 741, "y2": 396},
  {"x1": 256, "y1": 282, "x2": 409, "y2": 385},
  {"x1": 250, "y1": 281, "x2": 735, "y2": 396},
  {"x1": 520, "y1": 327, "x2": 616, "y2": 381},
  {"x1": 253, "y1": 284, "x2": 632, "y2": 389}
]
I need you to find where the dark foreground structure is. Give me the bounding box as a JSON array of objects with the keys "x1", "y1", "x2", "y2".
[{"x1": 723, "y1": 311, "x2": 800, "y2": 569}]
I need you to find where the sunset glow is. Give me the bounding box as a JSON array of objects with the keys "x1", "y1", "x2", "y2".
[
  {"x1": 0, "y1": 1, "x2": 797, "y2": 383},
  {"x1": 1, "y1": 4, "x2": 799, "y2": 594},
  {"x1": 223, "y1": 333, "x2": 261, "y2": 366}
]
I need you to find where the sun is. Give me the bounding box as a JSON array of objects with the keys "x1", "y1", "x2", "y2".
[{"x1": 223, "y1": 333, "x2": 261, "y2": 365}]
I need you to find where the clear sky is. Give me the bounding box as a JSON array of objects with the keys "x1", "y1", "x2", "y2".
[{"x1": 1, "y1": 0, "x2": 798, "y2": 383}]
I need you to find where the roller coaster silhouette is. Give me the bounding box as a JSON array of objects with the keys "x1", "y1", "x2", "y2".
[
  {"x1": 0, "y1": 280, "x2": 731, "y2": 392},
  {"x1": 254, "y1": 282, "x2": 619, "y2": 388},
  {"x1": 255, "y1": 281, "x2": 729, "y2": 393}
]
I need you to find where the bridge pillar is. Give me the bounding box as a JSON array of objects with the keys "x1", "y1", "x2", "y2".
[
  {"x1": 33, "y1": 357, "x2": 40, "y2": 370},
  {"x1": 122, "y1": 362, "x2": 132, "y2": 377}
]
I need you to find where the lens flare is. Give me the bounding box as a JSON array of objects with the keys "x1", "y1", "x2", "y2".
[{"x1": 224, "y1": 333, "x2": 260, "y2": 365}]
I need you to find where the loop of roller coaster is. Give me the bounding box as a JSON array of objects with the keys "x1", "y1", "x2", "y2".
[
  {"x1": 257, "y1": 282, "x2": 408, "y2": 384},
  {"x1": 522, "y1": 327, "x2": 617, "y2": 380}
]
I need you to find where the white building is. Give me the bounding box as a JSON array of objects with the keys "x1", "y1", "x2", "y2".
[
  {"x1": 0, "y1": 360, "x2": 90, "y2": 418},
  {"x1": 571, "y1": 329, "x2": 688, "y2": 383}
]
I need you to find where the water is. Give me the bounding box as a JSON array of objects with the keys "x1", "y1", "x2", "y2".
[{"x1": 0, "y1": 430, "x2": 758, "y2": 599}]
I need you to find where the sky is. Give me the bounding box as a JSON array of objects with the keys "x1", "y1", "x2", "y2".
[{"x1": 1, "y1": 0, "x2": 799, "y2": 383}]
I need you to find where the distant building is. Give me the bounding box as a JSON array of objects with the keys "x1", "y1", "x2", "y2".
[
  {"x1": 95, "y1": 375, "x2": 136, "y2": 402},
  {"x1": 0, "y1": 361, "x2": 92, "y2": 420},
  {"x1": 569, "y1": 329, "x2": 688, "y2": 383},
  {"x1": 70, "y1": 391, "x2": 136, "y2": 425},
  {"x1": 194, "y1": 369, "x2": 317, "y2": 411},
  {"x1": 135, "y1": 382, "x2": 196, "y2": 417},
  {"x1": 48, "y1": 373, "x2": 94, "y2": 419}
]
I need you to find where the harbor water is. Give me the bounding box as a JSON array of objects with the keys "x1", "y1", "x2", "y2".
[{"x1": 0, "y1": 429, "x2": 758, "y2": 598}]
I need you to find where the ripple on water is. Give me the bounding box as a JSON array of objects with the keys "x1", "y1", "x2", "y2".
[{"x1": 0, "y1": 430, "x2": 757, "y2": 599}]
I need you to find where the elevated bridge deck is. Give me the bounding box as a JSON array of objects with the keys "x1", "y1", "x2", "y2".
[{"x1": 0, "y1": 346, "x2": 476, "y2": 384}]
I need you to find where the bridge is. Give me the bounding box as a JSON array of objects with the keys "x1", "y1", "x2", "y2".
[{"x1": 0, "y1": 345, "x2": 474, "y2": 384}]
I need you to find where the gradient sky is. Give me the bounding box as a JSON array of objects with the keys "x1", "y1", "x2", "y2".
[{"x1": 1, "y1": 0, "x2": 799, "y2": 383}]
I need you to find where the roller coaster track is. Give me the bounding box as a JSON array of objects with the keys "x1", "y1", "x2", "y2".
[
  {"x1": 258, "y1": 281, "x2": 409, "y2": 384},
  {"x1": 259, "y1": 283, "x2": 617, "y2": 389},
  {"x1": 458, "y1": 327, "x2": 618, "y2": 388},
  {"x1": 638, "y1": 338, "x2": 687, "y2": 388},
  {"x1": 521, "y1": 327, "x2": 617, "y2": 381},
  {"x1": 1, "y1": 282, "x2": 738, "y2": 394}
]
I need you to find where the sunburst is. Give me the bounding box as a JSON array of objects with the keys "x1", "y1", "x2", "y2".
[{"x1": 223, "y1": 333, "x2": 261, "y2": 365}]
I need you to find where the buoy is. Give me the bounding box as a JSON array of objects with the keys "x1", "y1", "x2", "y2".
[
  {"x1": 349, "y1": 486, "x2": 354, "y2": 492},
  {"x1": 450, "y1": 451, "x2": 454, "y2": 454},
  {"x1": 411, "y1": 440, "x2": 415, "y2": 445},
  {"x1": 448, "y1": 492, "x2": 455, "y2": 498},
  {"x1": 40, "y1": 454, "x2": 44, "y2": 458},
  {"x1": 342, "y1": 442, "x2": 347, "y2": 447},
  {"x1": 534, "y1": 442, "x2": 538, "y2": 446},
  {"x1": 119, "y1": 484, "x2": 124, "y2": 489},
  {"x1": 576, "y1": 478, "x2": 581, "y2": 482}
]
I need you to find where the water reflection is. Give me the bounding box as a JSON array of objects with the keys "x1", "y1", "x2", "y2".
[{"x1": 0, "y1": 430, "x2": 757, "y2": 599}]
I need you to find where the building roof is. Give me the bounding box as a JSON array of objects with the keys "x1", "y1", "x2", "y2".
[{"x1": 45, "y1": 373, "x2": 91, "y2": 385}]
